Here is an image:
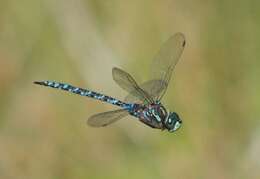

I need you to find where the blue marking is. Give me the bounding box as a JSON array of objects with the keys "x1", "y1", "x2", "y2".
[
  {"x1": 144, "y1": 111, "x2": 148, "y2": 118},
  {"x1": 73, "y1": 88, "x2": 79, "y2": 92},
  {"x1": 80, "y1": 91, "x2": 85, "y2": 95},
  {"x1": 94, "y1": 95, "x2": 99, "y2": 99},
  {"x1": 86, "y1": 91, "x2": 92, "y2": 95},
  {"x1": 112, "y1": 99, "x2": 118, "y2": 104},
  {"x1": 54, "y1": 83, "x2": 59, "y2": 88},
  {"x1": 151, "y1": 109, "x2": 161, "y2": 122},
  {"x1": 123, "y1": 103, "x2": 134, "y2": 110},
  {"x1": 97, "y1": 95, "x2": 105, "y2": 100},
  {"x1": 63, "y1": 84, "x2": 69, "y2": 89},
  {"x1": 168, "y1": 118, "x2": 172, "y2": 123}
]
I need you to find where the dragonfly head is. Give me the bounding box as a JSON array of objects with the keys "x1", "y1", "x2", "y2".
[{"x1": 164, "y1": 112, "x2": 182, "y2": 132}]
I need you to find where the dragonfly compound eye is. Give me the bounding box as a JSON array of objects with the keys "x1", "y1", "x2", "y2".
[{"x1": 165, "y1": 112, "x2": 182, "y2": 132}]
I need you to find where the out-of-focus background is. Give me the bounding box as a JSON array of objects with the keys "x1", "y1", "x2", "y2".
[{"x1": 0, "y1": 0, "x2": 260, "y2": 178}]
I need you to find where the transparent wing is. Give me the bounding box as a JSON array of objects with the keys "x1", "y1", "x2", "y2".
[
  {"x1": 87, "y1": 109, "x2": 129, "y2": 127},
  {"x1": 124, "y1": 79, "x2": 167, "y2": 103},
  {"x1": 112, "y1": 67, "x2": 154, "y2": 104},
  {"x1": 150, "y1": 33, "x2": 185, "y2": 101}
]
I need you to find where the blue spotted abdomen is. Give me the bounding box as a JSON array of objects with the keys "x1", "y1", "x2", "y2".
[{"x1": 34, "y1": 80, "x2": 131, "y2": 109}]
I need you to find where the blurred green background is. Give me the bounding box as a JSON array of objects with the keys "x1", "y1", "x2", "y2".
[{"x1": 0, "y1": 0, "x2": 260, "y2": 178}]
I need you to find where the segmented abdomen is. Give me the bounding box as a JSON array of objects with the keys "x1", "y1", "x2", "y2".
[{"x1": 34, "y1": 80, "x2": 131, "y2": 109}]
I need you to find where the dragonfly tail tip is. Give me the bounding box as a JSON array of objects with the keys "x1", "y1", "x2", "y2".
[{"x1": 33, "y1": 81, "x2": 45, "y2": 85}]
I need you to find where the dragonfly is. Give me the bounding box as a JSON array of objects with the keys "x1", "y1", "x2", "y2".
[{"x1": 34, "y1": 33, "x2": 186, "y2": 132}]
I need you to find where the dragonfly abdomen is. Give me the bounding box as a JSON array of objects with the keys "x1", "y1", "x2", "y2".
[{"x1": 34, "y1": 80, "x2": 130, "y2": 108}]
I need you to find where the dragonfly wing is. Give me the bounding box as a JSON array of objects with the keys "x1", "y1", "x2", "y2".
[
  {"x1": 151, "y1": 33, "x2": 185, "y2": 100},
  {"x1": 87, "y1": 109, "x2": 129, "y2": 127},
  {"x1": 112, "y1": 67, "x2": 154, "y2": 104},
  {"x1": 124, "y1": 79, "x2": 167, "y2": 103}
]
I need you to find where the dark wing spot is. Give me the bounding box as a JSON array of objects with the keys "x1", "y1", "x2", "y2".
[{"x1": 182, "y1": 40, "x2": 186, "y2": 47}]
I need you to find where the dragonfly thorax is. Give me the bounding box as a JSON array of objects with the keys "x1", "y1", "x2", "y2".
[
  {"x1": 130, "y1": 103, "x2": 167, "y2": 130},
  {"x1": 131, "y1": 103, "x2": 182, "y2": 132}
]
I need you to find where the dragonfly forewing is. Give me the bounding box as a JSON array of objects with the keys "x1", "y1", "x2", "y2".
[
  {"x1": 112, "y1": 67, "x2": 154, "y2": 104},
  {"x1": 124, "y1": 79, "x2": 167, "y2": 104},
  {"x1": 150, "y1": 33, "x2": 185, "y2": 101}
]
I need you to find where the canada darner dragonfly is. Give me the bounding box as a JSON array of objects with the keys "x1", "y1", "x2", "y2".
[{"x1": 34, "y1": 33, "x2": 185, "y2": 132}]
